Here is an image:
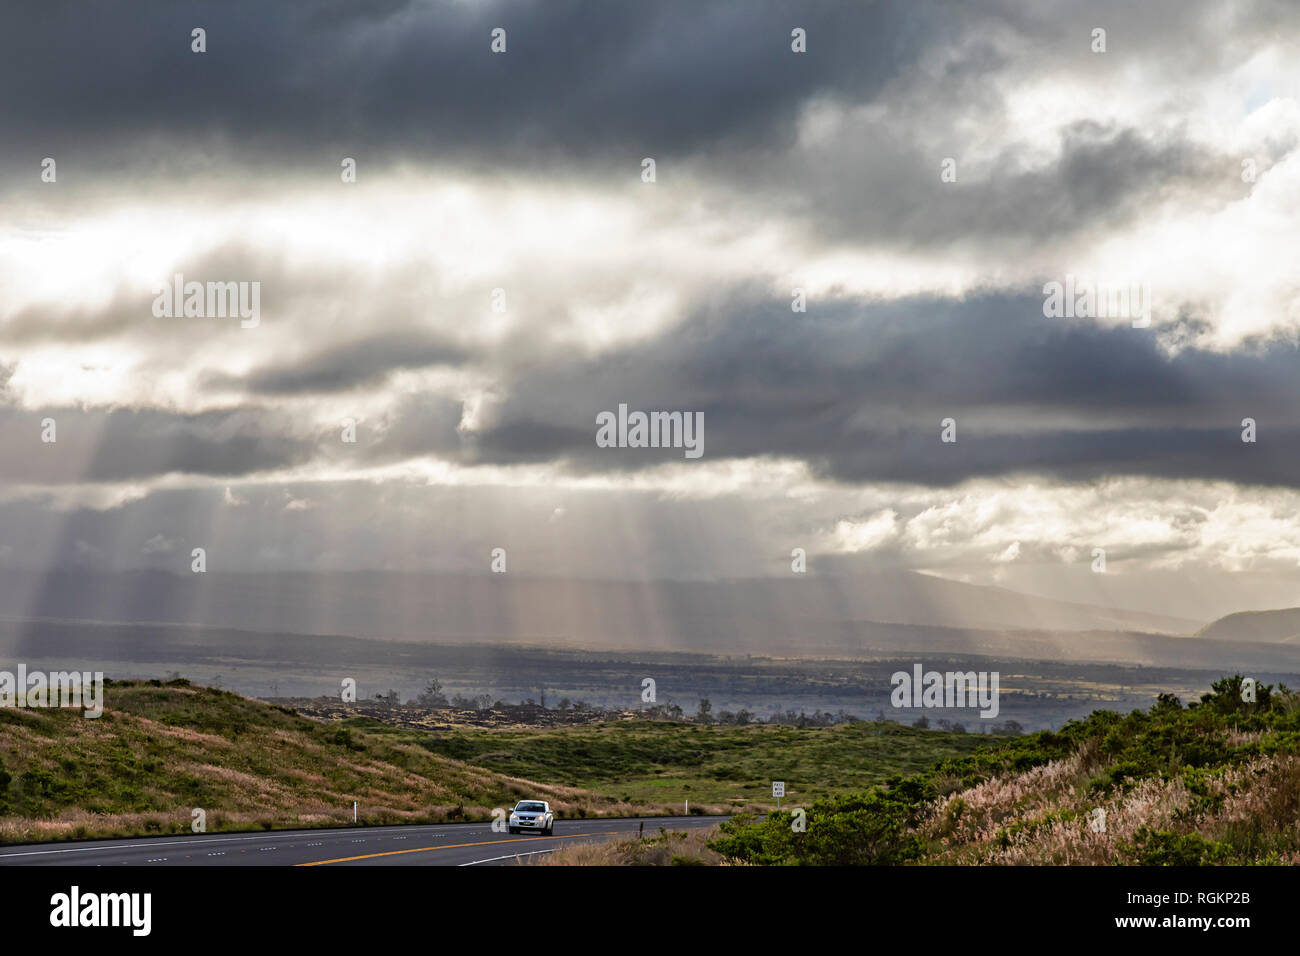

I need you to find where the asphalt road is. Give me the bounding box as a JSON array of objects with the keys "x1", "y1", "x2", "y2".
[{"x1": 0, "y1": 815, "x2": 724, "y2": 867}]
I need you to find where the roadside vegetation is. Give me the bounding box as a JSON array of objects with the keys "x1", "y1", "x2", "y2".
[
  {"x1": 404, "y1": 717, "x2": 990, "y2": 807},
  {"x1": 527, "y1": 825, "x2": 727, "y2": 866},
  {"x1": 709, "y1": 677, "x2": 1300, "y2": 865}
]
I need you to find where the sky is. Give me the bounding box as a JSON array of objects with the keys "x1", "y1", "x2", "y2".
[{"x1": 3, "y1": 0, "x2": 1300, "y2": 619}]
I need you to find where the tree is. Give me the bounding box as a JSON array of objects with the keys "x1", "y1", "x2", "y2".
[
  {"x1": 697, "y1": 698, "x2": 713, "y2": 724},
  {"x1": 417, "y1": 678, "x2": 449, "y2": 708}
]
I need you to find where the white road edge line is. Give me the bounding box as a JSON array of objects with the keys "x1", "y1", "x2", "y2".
[{"x1": 459, "y1": 848, "x2": 560, "y2": 866}]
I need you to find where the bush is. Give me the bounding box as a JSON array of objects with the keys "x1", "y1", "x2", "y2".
[
  {"x1": 1121, "y1": 827, "x2": 1233, "y2": 866},
  {"x1": 709, "y1": 679, "x2": 1300, "y2": 866}
]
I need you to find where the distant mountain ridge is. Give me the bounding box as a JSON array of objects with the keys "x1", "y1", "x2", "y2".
[
  {"x1": 1195, "y1": 607, "x2": 1300, "y2": 644},
  {"x1": 0, "y1": 568, "x2": 1202, "y2": 649}
]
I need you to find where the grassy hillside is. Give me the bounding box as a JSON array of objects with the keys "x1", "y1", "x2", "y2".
[
  {"x1": 0, "y1": 679, "x2": 659, "y2": 844},
  {"x1": 710, "y1": 676, "x2": 1300, "y2": 865}
]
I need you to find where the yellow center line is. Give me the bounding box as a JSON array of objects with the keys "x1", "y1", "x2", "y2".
[{"x1": 295, "y1": 832, "x2": 604, "y2": 866}]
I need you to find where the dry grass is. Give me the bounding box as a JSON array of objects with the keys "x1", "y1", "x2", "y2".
[
  {"x1": 527, "y1": 825, "x2": 729, "y2": 866},
  {"x1": 920, "y1": 746, "x2": 1300, "y2": 865}
]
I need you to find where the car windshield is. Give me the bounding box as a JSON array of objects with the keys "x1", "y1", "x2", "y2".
[{"x1": 516, "y1": 802, "x2": 545, "y2": 812}]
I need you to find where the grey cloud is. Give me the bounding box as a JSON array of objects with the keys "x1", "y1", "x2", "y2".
[
  {"x1": 15, "y1": 285, "x2": 1300, "y2": 490},
  {"x1": 459, "y1": 288, "x2": 1300, "y2": 487},
  {"x1": 767, "y1": 120, "x2": 1242, "y2": 252},
  {"x1": 0, "y1": 404, "x2": 313, "y2": 483},
  {"x1": 340, "y1": 393, "x2": 466, "y2": 462},
  {"x1": 204, "y1": 332, "x2": 471, "y2": 395},
  {"x1": 0, "y1": 293, "x2": 144, "y2": 345}
]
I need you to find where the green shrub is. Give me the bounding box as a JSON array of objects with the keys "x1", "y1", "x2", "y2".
[{"x1": 1121, "y1": 827, "x2": 1233, "y2": 866}]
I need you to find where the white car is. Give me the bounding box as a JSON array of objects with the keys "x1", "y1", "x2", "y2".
[{"x1": 508, "y1": 800, "x2": 554, "y2": 835}]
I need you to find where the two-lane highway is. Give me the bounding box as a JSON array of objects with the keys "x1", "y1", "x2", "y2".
[{"x1": 0, "y1": 815, "x2": 723, "y2": 867}]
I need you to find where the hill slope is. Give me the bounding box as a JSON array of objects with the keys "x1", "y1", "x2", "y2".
[
  {"x1": 1195, "y1": 607, "x2": 1300, "y2": 644},
  {"x1": 0, "y1": 680, "x2": 646, "y2": 844}
]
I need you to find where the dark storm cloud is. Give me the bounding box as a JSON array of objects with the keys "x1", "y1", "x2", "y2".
[
  {"x1": 459, "y1": 288, "x2": 1300, "y2": 487},
  {"x1": 0, "y1": 0, "x2": 944, "y2": 169},
  {"x1": 0, "y1": 392, "x2": 474, "y2": 484}
]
